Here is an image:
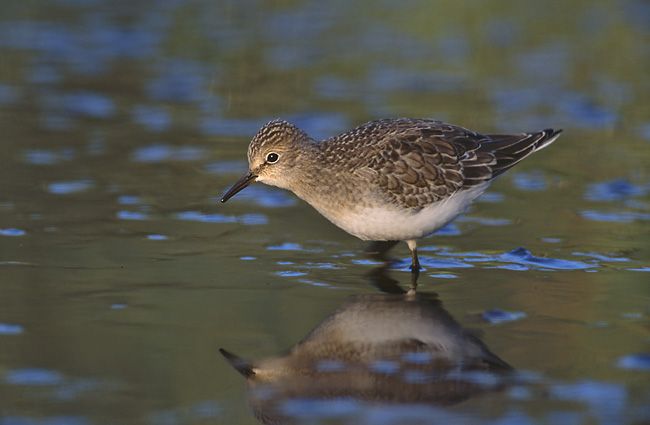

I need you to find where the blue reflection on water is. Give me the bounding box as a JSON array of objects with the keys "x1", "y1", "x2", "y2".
[
  {"x1": 434, "y1": 223, "x2": 461, "y2": 236},
  {"x1": 617, "y1": 354, "x2": 650, "y2": 371},
  {"x1": 117, "y1": 195, "x2": 142, "y2": 205},
  {"x1": 550, "y1": 381, "x2": 627, "y2": 425},
  {"x1": 220, "y1": 186, "x2": 297, "y2": 208},
  {"x1": 131, "y1": 105, "x2": 171, "y2": 132},
  {"x1": 0, "y1": 83, "x2": 20, "y2": 105},
  {"x1": 483, "y1": 309, "x2": 527, "y2": 324},
  {"x1": 47, "y1": 180, "x2": 93, "y2": 194},
  {"x1": 146, "y1": 59, "x2": 206, "y2": 103},
  {"x1": 585, "y1": 179, "x2": 648, "y2": 202},
  {"x1": 581, "y1": 210, "x2": 650, "y2": 223},
  {"x1": 499, "y1": 247, "x2": 593, "y2": 270},
  {"x1": 281, "y1": 398, "x2": 361, "y2": 419},
  {"x1": 24, "y1": 148, "x2": 75, "y2": 165},
  {"x1": 61, "y1": 91, "x2": 115, "y2": 118},
  {"x1": 131, "y1": 144, "x2": 205, "y2": 162},
  {"x1": 572, "y1": 252, "x2": 630, "y2": 262},
  {"x1": 116, "y1": 211, "x2": 149, "y2": 221},
  {"x1": 0, "y1": 228, "x2": 26, "y2": 237},
  {"x1": 369, "y1": 360, "x2": 400, "y2": 375},
  {"x1": 5, "y1": 368, "x2": 64, "y2": 386},
  {"x1": 512, "y1": 171, "x2": 547, "y2": 191},
  {"x1": 637, "y1": 123, "x2": 650, "y2": 140},
  {"x1": 290, "y1": 113, "x2": 349, "y2": 140},
  {"x1": 414, "y1": 256, "x2": 474, "y2": 270},
  {"x1": 557, "y1": 93, "x2": 618, "y2": 129},
  {"x1": 199, "y1": 117, "x2": 261, "y2": 137},
  {"x1": 276, "y1": 270, "x2": 308, "y2": 278},
  {"x1": 267, "y1": 242, "x2": 305, "y2": 251},
  {"x1": 204, "y1": 160, "x2": 247, "y2": 175},
  {"x1": 175, "y1": 211, "x2": 267, "y2": 225},
  {"x1": 0, "y1": 323, "x2": 24, "y2": 335}
]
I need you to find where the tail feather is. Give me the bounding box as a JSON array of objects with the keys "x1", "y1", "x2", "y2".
[{"x1": 482, "y1": 129, "x2": 562, "y2": 177}]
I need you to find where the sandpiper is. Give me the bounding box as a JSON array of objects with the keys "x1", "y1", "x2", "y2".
[{"x1": 221, "y1": 118, "x2": 561, "y2": 272}]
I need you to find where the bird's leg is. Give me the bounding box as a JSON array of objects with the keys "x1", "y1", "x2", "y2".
[{"x1": 406, "y1": 240, "x2": 420, "y2": 273}]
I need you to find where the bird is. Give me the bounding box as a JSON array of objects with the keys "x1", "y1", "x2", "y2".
[{"x1": 221, "y1": 118, "x2": 562, "y2": 273}]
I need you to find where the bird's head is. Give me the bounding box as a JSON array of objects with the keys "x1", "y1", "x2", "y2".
[{"x1": 221, "y1": 119, "x2": 312, "y2": 202}]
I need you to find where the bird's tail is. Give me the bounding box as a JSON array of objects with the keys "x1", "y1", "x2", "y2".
[{"x1": 482, "y1": 129, "x2": 562, "y2": 178}]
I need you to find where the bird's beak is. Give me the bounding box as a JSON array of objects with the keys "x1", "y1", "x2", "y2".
[{"x1": 220, "y1": 172, "x2": 257, "y2": 203}]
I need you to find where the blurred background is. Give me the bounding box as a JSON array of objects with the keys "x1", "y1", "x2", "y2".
[{"x1": 0, "y1": 0, "x2": 648, "y2": 424}]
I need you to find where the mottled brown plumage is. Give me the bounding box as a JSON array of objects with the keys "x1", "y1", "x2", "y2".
[{"x1": 316, "y1": 118, "x2": 560, "y2": 211}]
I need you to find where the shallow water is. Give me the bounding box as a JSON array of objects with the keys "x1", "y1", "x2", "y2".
[{"x1": 0, "y1": 1, "x2": 649, "y2": 424}]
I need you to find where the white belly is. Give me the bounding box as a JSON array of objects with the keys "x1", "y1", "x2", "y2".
[{"x1": 317, "y1": 184, "x2": 489, "y2": 241}]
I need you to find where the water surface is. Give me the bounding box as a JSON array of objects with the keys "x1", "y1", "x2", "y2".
[{"x1": 0, "y1": 1, "x2": 648, "y2": 424}]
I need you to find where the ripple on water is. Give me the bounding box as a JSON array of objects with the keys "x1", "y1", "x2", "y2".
[
  {"x1": 267, "y1": 242, "x2": 305, "y2": 251},
  {"x1": 146, "y1": 234, "x2": 168, "y2": 241},
  {"x1": 585, "y1": 179, "x2": 648, "y2": 202},
  {"x1": 581, "y1": 210, "x2": 650, "y2": 223},
  {"x1": 276, "y1": 271, "x2": 308, "y2": 277},
  {"x1": 627, "y1": 267, "x2": 650, "y2": 272},
  {"x1": 429, "y1": 273, "x2": 458, "y2": 279},
  {"x1": 402, "y1": 256, "x2": 473, "y2": 270},
  {"x1": 175, "y1": 211, "x2": 267, "y2": 226},
  {"x1": 572, "y1": 252, "x2": 631, "y2": 262},
  {"x1": 131, "y1": 144, "x2": 205, "y2": 162},
  {"x1": 47, "y1": 180, "x2": 94, "y2": 194},
  {"x1": 483, "y1": 309, "x2": 527, "y2": 324},
  {"x1": 499, "y1": 247, "x2": 593, "y2": 270},
  {"x1": 0, "y1": 228, "x2": 26, "y2": 237}
]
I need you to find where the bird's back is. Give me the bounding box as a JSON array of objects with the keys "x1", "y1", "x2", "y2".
[{"x1": 320, "y1": 118, "x2": 561, "y2": 211}]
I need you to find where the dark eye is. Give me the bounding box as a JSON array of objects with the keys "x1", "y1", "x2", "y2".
[{"x1": 266, "y1": 152, "x2": 279, "y2": 163}]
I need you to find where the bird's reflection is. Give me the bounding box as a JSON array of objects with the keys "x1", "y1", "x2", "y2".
[{"x1": 221, "y1": 246, "x2": 512, "y2": 424}]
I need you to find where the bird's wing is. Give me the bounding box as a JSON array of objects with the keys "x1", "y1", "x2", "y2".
[
  {"x1": 352, "y1": 120, "x2": 492, "y2": 210},
  {"x1": 338, "y1": 119, "x2": 561, "y2": 211}
]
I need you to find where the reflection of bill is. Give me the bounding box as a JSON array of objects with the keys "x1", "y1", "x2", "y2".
[{"x1": 221, "y1": 293, "x2": 512, "y2": 424}]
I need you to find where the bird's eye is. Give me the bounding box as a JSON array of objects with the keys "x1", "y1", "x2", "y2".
[{"x1": 266, "y1": 152, "x2": 279, "y2": 163}]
